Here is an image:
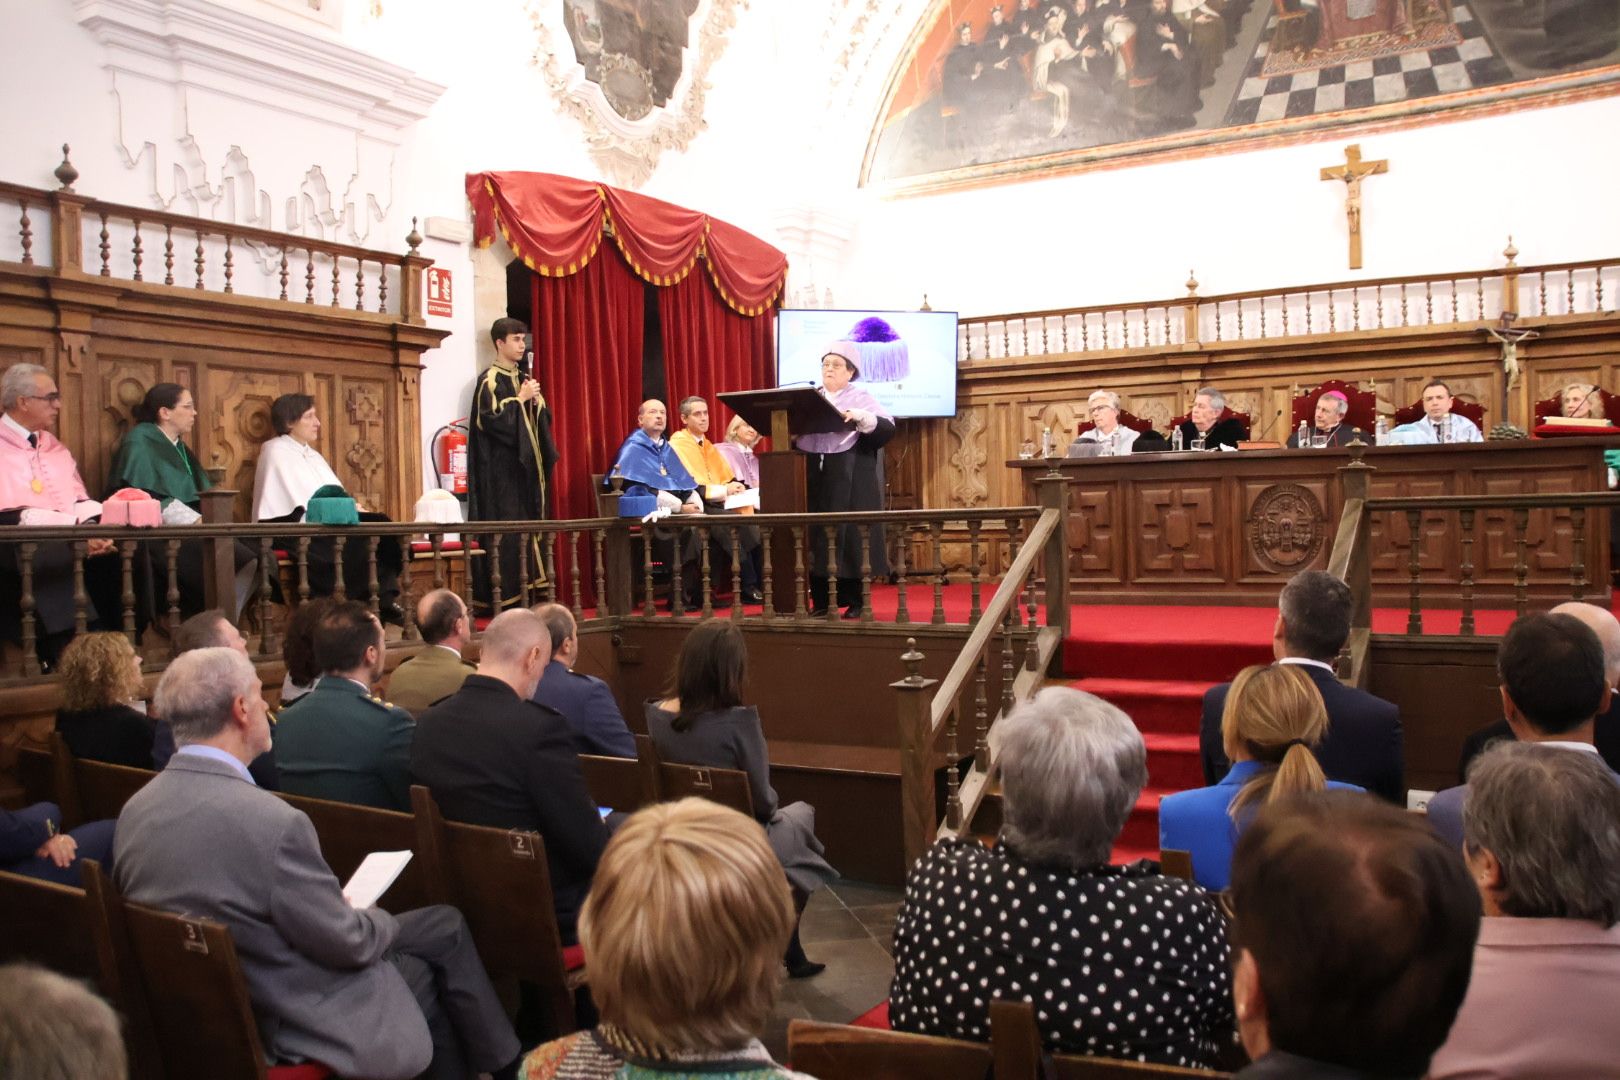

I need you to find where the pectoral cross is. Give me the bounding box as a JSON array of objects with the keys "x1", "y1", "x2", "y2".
[{"x1": 1319, "y1": 144, "x2": 1388, "y2": 270}]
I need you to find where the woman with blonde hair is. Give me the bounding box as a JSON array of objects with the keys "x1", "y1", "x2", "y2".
[
  {"x1": 1560, "y1": 381, "x2": 1606, "y2": 420},
  {"x1": 53, "y1": 631, "x2": 154, "y2": 768},
  {"x1": 519, "y1": 798, "x2": 812, "y2": 1079},
  {"x1": 1159, "y1": 663, "x2": 1362, "y2": 890}
]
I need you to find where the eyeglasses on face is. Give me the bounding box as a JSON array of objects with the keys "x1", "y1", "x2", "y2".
[{"x1": 24, "y1": 392, "x2": 63, "y2": 404}]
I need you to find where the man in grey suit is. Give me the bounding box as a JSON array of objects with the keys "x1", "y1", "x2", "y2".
[{"x1": 114, "y1": 647, "x2": 520, "y2": 1080}]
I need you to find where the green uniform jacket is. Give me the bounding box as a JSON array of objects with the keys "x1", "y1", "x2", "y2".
[{"x1": 273, "y1": 677, "x2": 414, "y2": 811}]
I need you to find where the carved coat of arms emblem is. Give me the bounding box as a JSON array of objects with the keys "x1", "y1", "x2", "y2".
[{"x1": 1248, "y1": 484, "x2": 1325, "y2": 572}]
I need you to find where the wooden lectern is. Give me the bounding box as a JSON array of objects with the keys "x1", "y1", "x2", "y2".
[{"x1": 719, "y1": 386, "x2": 849, "y2": 612}]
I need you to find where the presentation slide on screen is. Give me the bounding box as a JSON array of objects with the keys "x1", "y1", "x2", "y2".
[{"x1": 776, "y1": 309, "x2": 959, "y2": 419}]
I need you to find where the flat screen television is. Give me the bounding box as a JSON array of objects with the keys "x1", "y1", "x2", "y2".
[{"x1": 775, "y1": 308, "x2": 960, "y2": 419}]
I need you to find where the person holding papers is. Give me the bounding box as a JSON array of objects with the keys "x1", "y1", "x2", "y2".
[
  {"x1": 114, "y1": 647, "x2": 520, "y2": 1080},
  {"x1": 669, "y1": 396, "x2": 761, "y2": 604}
]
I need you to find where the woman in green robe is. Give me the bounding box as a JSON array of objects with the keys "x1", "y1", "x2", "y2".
[{"x1": 106, "y1": 383, "x2": 262, "y2": 623}]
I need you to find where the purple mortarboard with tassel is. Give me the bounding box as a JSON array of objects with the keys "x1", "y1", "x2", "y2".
[{"x1": 846, "y1": 316, "x2": 910, "y2": 383}]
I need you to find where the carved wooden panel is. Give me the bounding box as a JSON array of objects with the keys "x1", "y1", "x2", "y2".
[
  {"x1": 1476, "y1": 471, "x2": 1585, "y2": 578},
  {"x1": 948, "y1": 407, "x2": 989, "y2": 508},
  {"x1": 340, "y1": 378, "x2": 388, "y2": 512},
  {"x1": 1067, "y1": 484, "x2": 1122, "y2": 581},
  {"x1": 1133, "y1": 483, "x2": 1219, "y2": 578},
  {"x1": 1367, "y1": 473, "x2": 1453, "y2": 576},
  {"x1": 1241, "y1": 479, "x2": 1330, "y2": 578},
  {"x1": 93, "y1": 356, "x2": 163, "y2": 495},
  {"x1": 206, "y1": 366, "x2": 306, "y2": 521}
]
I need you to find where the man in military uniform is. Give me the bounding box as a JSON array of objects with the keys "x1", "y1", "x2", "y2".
[
  {"x1": 275, "y1": 601, "x2": 413, "y2": 812},
  {"x1": 386, "y1": 589, "x2": 477, "y2": 718},
  {"x1": 529, "y1": 602, "x2": 635, "y2": 758}
]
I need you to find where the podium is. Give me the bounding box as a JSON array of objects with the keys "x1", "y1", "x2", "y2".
[{"x1": 719, "y1": 386, "x2": 850, "y2": 612}]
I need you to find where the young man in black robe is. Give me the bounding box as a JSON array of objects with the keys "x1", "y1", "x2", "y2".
[{"x1": 467, "y1": 317, "x2": 559, "y2": 615}]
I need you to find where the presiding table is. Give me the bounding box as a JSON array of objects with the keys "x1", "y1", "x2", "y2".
[{"x1": 1009, "y1": 437, "x2": 1613, "y2": 607}]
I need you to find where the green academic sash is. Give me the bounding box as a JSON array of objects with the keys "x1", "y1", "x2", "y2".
[{"x1": 108, "y1": 422, "x2": 211, "y2": 508}]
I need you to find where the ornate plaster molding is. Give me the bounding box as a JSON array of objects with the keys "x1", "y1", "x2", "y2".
[{"x1": 522, "y1": 0, "x2": 749, "y2": 189}]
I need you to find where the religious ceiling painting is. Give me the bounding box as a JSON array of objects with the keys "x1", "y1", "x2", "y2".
[
  {"x1": 526, "y1": 0, "x2": 748, "y2": 187},
  {"x1": 861, "y1": 0, "x2": 1620, "y2": 191}
]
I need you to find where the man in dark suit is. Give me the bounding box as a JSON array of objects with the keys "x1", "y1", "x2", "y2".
[
  {"x1": 1201, "y1": 570, "x2": 1404, "y2": 802},
  {"x1": 387, "y1": 589, "x2": 476, "y2": 718},
  {"x1": 530, "y1": 602, "x2": 635, "y2": 758},
  {"x1": 413, "y1": 608, "x2": 609, "y2": 944},
  {"x1": 276, "y1": 601, "x2": 413, "y2": 811},
  {"x1": 115, "y1": 647, "x2": 520, "y2": 1080},
  {"x1": 150, "y1": 608, "x2": 279, "y2": 789},
  {"x1": 1428, "y1": 612, "x2": 1616, "y2": 848}
]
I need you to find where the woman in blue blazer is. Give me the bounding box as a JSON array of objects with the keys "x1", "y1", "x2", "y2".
[{"x1": 1160, "y1": 663, "x2": 1363, "y2": 890}]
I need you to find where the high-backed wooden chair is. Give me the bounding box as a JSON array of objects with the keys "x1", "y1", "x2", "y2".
[
  {"x1": 0, "y1": 868, "x2": 111, "y2": 990},
  {"x1": 277, "y1": 790, "x2": 428, "y2": 913},
  {"x1": 578, "y1": 751, "x2": 654, "y2": 813},
  {"x1": 1290, "y1": 379, "x2": 1377, "y2": 434},
  {"x1": 408, "y1": 785, "x2": 578, "y2": 1039},
  {"x1": 1392, "y1": 395, "x2": 1486, "y2": 428},
  {"x1": 1075, "y1": 409, "x2": 1156, "y2": 438},
  {"x1": 787, "y1": 1017, "x2": 994, "y2": 1080},
  {"x1": 1533, "y1": 385, "x2": 1620, "y2": 424},
  {"x1": 636, "y1": 732, "x2": 757, "y2": 817}
]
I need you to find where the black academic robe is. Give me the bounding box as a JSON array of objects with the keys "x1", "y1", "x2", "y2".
[
  {"x1": 466, "y1": 362, "x2": 559, "y2": 614},
  {"x1": 1285, "y1": 423, "x2": 1359, "y2": 448},
  {"x1": 806, "y1": 419, "x2": 896, "y2": 609},
  {"x1": 1175, "y1": 416, "x2": 1248, "y2": 451}
]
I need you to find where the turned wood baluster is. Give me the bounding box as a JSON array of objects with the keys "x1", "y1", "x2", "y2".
[
  {"x1": 378, "y1": 263, "x2": 388, "y2": 314},
  {"x1": 1060, "y1": 316, "x2": 1070, "y2": 352},
  {"x1": 1425, "y1": 280, "x2": 1434, "y2": 324},
  {"x1": 973, "y1": 651, "x2": 990, "y2": 765},
  {"x1": 1162, "y1": 306, "x2": 1172, "y2": 345},
  {"x1": 223, "y1": 235, "x2": 234, "y2": 294},
  {"x1": 1459, "y1": 508, "x2": 1476, "y2": 637},
  {"x1": 1476, "y1": 276, "x2": 1485, "y2": 320},
  {"x1": 17, "y1": 198, "x2": 32, "y2": 265},
  {"x1": 516, "y1": 532, "x2": 531, "y2": 608},
  {"x1": 859, "y1": 529, "x2": 873, "y2": 623},
  {"x1": 1405, "y1": 509, "x2": 1423, "y2": 635},
  {"x1": 115, "y1": 540, "x2": 135, "y2": 644},
  {"x1": 1566, "y1": 270, "x2": 1575, "y2": 315},
  {"x1": 356, "y1": 259, "x2": 366, "y2": 311},
  {"x1": 1280, "y1": 293, "x2": 1288, "y2": 336},
  {"x1": 1002, "y1": 321, "x2": 1010, "y2": 358},
  {"x1": 461, "y1": 540, "x2": 476, "y2": 623},
  {"x1": 944, "y1": 701, "x2": 962, "y2": 831},
  {"x1": 1327, "y1": 290, "x2": 1337, "y2": 333},
  {"x1": 195, "y1": 232, "x2": 206, "y2": 290},
  {"x1": 967, "y1": 519, "x2": 983, "y2": 624},
  {"x1": 1571, "y1": 506, "x2": 1588, "y2": 599},
  {"x1": 1025, "y1": 570, "x2": 1040, "y2": 672},
  {"x1": 1000, "y1": 610, "x2": 1017, "y2": 723},
  {"x1": 250, "y1": 538, "x2": 273, "y2": 656},
  {"x1": 570, "y1": 531, "x2": 584, "y2": 618},
  {"x1": 332, "y1": 536, "x2": 348, "y2": 599},
  {"x1": 490, "y1": 534, "x2": 504, "y2": 612},
  {"x1": 399, "y1": 546, "x2": 417, "y2": 642},
  {"x1": 641, "y1": 527, "x2": 657, "y2": 617},
  {"x1": 543, "y1": 533, "x2": 558, "y2": 604},
  {"x1": 431, "y1": 533, "x2": 446, "y2": 590},
  {"x1": 1513, "y1": 507, "x2": 1530, "y2": 617},
  {"x1": 131, "y1": 220, "x2": 143, "y2": 281},
  {"x1": 1213, "y1": 303, "x2": 1223, "y2": 342},
  {"x1": 1400, "y1": 282, "x2": 1409, "y2": 326},
  {"x1": 1236, "y1": 299, "x2": 1245, "y2": 339},
  {"x1": 306, "y1": 249, "x2": 316, "y2": 304},
  {"x1": 1079, "y1": 313, "x2": 1088, "y2": 351},
  {"x1": 1595, "y1": 266, "x2": 1605, "y2": 311},
  {"x1": 1021, "y1": 318, "x2": 1029, "y2": 355},
  {"x1": 1041, "y1": 315, "x2": 1049, "y2": 353},
  {"x1": 823, "y1": 527, "x2": 838, "y2": 623},
  {"x1": 1376, "y1": 284, "x2": 1384, "y2": 329},
  {"x1": 298, "y1": 534, "x2": 312, "y2": 605},
  {"x1": 728, "y1": 527, "x2": 743, "y2": 622},
  {"x1": 278, "y1": 249, "x2": 289, "y2": 301},
  {"x1": 162, "y1": 224, "x2": 174, "y2": 285},
  {"x1": 165, "y1": 540, "x2": 182, "y2": 644},
  {"x1": 331, "y1": 256, "x2": 342, "y2": 308},
  {"x1": 1139, "y1": 307, "x2": 1150, "y2": 347},
  {"x1": 71, "y1": 541, "x2": 89, "y2": 636},
  {"x1": 761, "y1": 526, "x2": 776, "y2": 619},
  {"x1": 792, "y1": 526, "x2": 807, "y2": 618},
  {"x1": 1450, "y1": 278, "x2": 1460, "y2": 322},
  {"x1": 931, "y1": 521, "x2": 946, "y2": 625},
  {"x1": 1352, "y1": 288, "x2": 1361, "y2": 331},
  {"x1": 98, "y1": 212, "x2": 111, "y2": 276},
  {"x1": 894, "y1": 525, "x2": 910, "y2": 625},
  {"x1": 670, "y1": 533, "x2": 685, "y2": 617},
  {"x1": 699, "y1": 527, "x2": 714, "y2": 617},
  {"x1": 592, "y1": 529, "x2": 607, "y2": 619},
  {"x1": 19, "y1": 542, "x2": 39, "y2": 676},
  {"x1": 366, "y1": 536, "x2": 380, "y2": 615}
]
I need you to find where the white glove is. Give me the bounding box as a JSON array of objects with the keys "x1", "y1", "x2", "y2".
[
  {"x1": 655, "y1": 490, "x2": 682, "y2": 512},
  {"x1": 641, "y1": 507, "x2": 673, "y2": 524}
]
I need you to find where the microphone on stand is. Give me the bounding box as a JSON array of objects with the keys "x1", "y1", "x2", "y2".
[{"x1": 1252, "y1": 408, "x2": 1285, "y2": 442}]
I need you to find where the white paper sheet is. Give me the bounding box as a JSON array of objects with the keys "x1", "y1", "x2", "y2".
[
  {"x1": 723, "y1": 489, "x2": 761, "y2": 511},
  {"x1": 341, "y1": 850, "x2": 412, "y2": 909}
]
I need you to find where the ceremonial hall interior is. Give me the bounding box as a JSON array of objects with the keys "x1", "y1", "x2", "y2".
[{"x1": 2, "y1": 1, "x2": 1619, "y2": 1078}]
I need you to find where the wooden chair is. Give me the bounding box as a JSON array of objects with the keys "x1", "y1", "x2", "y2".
[
  {"x1": 1393, "y1": 395, "x2": 1486, "y2": 428},
  {"x1": 1291, "y1": 379, "x2": 1377, "y2": 434},
  {"x1": 990, "y1": 999, "x2": 1231, "y2": 1079},
  {"x1": 277, "y1": 790, "x2": 429, "y2": 913},
  {"x1": 409, "y1": 785, "x2": 578, "y2": 1039},
  {"x1": 787, "y1": 1017, "x2": 994, "y2": 1080},
  {"x1": 1159, "y1": 849, "x2": 1194, "y2": 882},
  {"x1": 28, "y1": 731, "x2": 154, "y2": 829},
  {"x1": 578, "y1": 750, "x2": 654, "y2": 813},
  {"x1": 636, "y1": 732, "x2": 757, "y2": 817},
  {"x1": 1533, "y1": 385, "x2": 1620, "y2": 424},
  {"x1": 15, "y1": 742, "x2": 55, "y2": 806},
  {"x1": 1075, "y1": 409, "x2": 1156, "y2": 438},
  {"x1": 0, "y1": 867, "x2": 111, "y2": 990}
]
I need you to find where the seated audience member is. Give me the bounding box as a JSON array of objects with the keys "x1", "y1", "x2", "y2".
[
  {"x1": 387, "y1": 588, "x2": 475, "y2": 718},
  {"x1": 275, "y1": 601, "x2": 413, "y2": 811},
  {"x1": 1175, "y1": 386, "x2": 1247, "y2": 450},
  {"x1": 520, "y1": 799, "x2": 810, "y2": 1080},
  {"x1": 606, "y1": 399, "x2": 705, "y2": 607},
  {"x1": 0, "y1": 362, "x2": 120, "y2": 668},
  {"x1": 1069, "y1": 390, "x2": 1140, "y2": 455},
  {"x1": 1202, "y1": 570, "x2": 1403, "y2": 801},
  {"x1": 647, "y1": 620, "x2": 836, "y2": 979},
  {"x1": 1429, "y1": 611, "x2": 1613, "y2": 848},
  {"x1": 114, "y1": 647, "x2": 520, "y2": 1080},
  {"x1": 1, "y1": 800, "x2": 115, "y2": 887},
  {"x1": 105, "y1": 382, "x2": 262, "y2": 620},
  {"x1": 253, "y1": 392, "x2": 404, "y2": 622},
  {"x1": 150, "y1": 609, "x2": 278, "y2": 790},
  {"x1": 1227, "y1": 790, "x2": 1480, "y2": 1079},
  {"x1": 414, "y1": 608, "x2": 608, "y2": 944},
  {"x1": 1560, "y1": 381, "x2": 1605, "y2": 420},
  {"x1": 1457, "y1": 600, "x2": 1620, "y2": 779},
  {"x1": 890, "y1": 686, "x2": 1232, "y2": 1065},
  {"x1": 1429, "y1": 743, "x2": 1620, "y2": 1079},
  {"x1": 1285, "y1": 390, "x2": 1357, "y2": 447},
  {"x1": 53, "y1": 631, "x2": 153, "y2": 769},
  {"x1": 278, "y1": 596, "x2": 333, "y2": 707},
  {"x1": 1387, "y1": 379, "x2": 1484, "y2": 445},
  {"x1": 529, "y1": 602, "x2": 635, "y2": 757},
  {"x1": 717, "y1": 415, "x2": 765, "y2": 595},
  {"x1": 1162, "y1": 663, "x2": 1361, "y2": 890},
  {"x1": 668, "y1": 396, "x2": 760, "y2": 604},
  {"x1": 0, "y1": 963, "x2": 127, "y2": 1079}
]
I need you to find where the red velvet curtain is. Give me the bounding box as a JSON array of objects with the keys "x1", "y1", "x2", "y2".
[
  {"x1": 530, "y1": 247, "x2": 644, "y2": 527},
  {"x1": 660, "y1": 274, "x2": 775, "y2": 446}
]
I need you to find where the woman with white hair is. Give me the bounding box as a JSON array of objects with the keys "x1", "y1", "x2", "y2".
[
  {"x1": 1070, "y1": 390, "x2": 1140, "y2": 455},
  {"x1": 1428, "y1": 742, "x2": 1620, "y2": 1079},
  {"x1": 889, "y1": 686, "x2": 1233, "y2": 1067}
]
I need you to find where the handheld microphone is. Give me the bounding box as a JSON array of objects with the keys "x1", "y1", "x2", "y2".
[
  {"x1": 519, "y1": 350, "x2": 533, "y2": 382},
  {"x1": 1254, "y1": 408, "x2": 1285, "y2": 441}
]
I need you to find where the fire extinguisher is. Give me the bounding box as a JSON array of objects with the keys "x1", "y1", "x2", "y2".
[{"x1": 431, "y1": 420, "x2": 469, "y2": 495}]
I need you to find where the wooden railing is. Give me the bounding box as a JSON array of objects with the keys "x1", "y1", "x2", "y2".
[
  {"x1": 958, "y1": 245, "x2": 1619, "y2": 362},
  {"x1": 0, "y1": 148, "x2": 431, "y2": 322},
  {"x1": 891, "y1": 473, "x2": 1073, "y2": 869}
]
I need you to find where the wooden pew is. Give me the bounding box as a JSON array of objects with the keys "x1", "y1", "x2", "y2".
[
  {"x1": 0, "y1": 868, "x2": 110, "y2": 991},
  {"x1": 409, "y1": 784, "x2": 578, "y2": 1040},
  {"x1": 636, "y1": 733, "x2": 757, "y2": 817},
  {"x1": 577, "y1": 750, "x2": 653, "y2": 814},
  {"x1": 992, "y1": 999, "x2": 1230, "y2": 1079},
  {"x1": 277, "y1": 790, "x2": 428, "y2": 914},
  {"x1": 18, "y1": 732, "x2": 153, "y2": 828}
]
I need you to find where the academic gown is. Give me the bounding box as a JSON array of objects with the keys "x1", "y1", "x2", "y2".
[
  {"x1": 1174, "y1": 415, "x2": 1248, "y2": 451},
  {"x1": 795, "y1": 386, "x2": 896, "y2": 610},
  {"x1": 1285, "y1": 423, "x2": 1359, "y2": 448},
  {"x1": 252, "y1": 435, "x2": 401, "y2": 607},
  {"x1": 104, "y1": 422, "x2": 261, "y2": 625},
  {"x1": 606, "y1": 430, "x2": 704, "y2": 577},
  {"x1": 466, "y1": 362, "x2": 559, "y2": 614}
]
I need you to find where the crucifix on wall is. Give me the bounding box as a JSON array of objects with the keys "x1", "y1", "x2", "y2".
[{"x1": 1319, "y1": 144, "x2": 1388, "y2": 270}]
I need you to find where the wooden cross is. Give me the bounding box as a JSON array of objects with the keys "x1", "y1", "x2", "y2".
[{"x1": 1319, "y1": 144, "x2": 1388, "y2": 270}]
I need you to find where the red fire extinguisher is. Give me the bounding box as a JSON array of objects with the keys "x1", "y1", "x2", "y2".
[{"x1": 431, "y1": 420, "x2": 469, "y2": 495}]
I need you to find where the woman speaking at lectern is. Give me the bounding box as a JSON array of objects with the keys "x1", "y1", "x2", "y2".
[{"x1": 792, "y1": 342, "x2": 894, "y2": 619}]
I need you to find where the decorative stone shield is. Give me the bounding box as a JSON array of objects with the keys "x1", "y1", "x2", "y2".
[{"x1": 1248, "y1": 484, "x2": 1325, "y2": 572}]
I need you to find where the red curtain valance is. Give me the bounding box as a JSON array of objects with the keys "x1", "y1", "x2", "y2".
[{"x1": 467, "y1": 171, "x2": 788, "y2": 317}]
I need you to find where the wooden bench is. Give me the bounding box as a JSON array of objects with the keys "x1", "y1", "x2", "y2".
[
  {"x1": 278, "y1": 790, "x2": 428, "y2": 914},
  {"x1": 579, "y1": 733, "x2": 757, "y2": 819},
  {"x1": 18, "y1": 733, "x2": 153, "y2": 829}
]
